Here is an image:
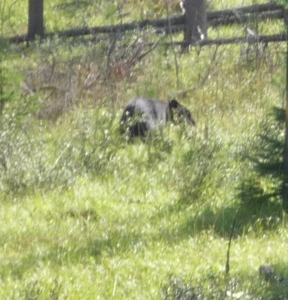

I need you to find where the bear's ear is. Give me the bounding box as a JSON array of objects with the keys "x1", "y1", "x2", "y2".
[{"x1": 168, "y1": 99, "x2": 179, "y2": 109}]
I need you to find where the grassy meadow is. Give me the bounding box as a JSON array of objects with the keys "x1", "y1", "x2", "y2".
[{"x1": 1, "y1": 0, "x2": 288, "y2": 299}]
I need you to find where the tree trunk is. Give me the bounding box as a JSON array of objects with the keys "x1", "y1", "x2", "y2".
[
  {"x1": 28, "y1": 0, "x2": 44, "y2": 41},
  {"x1": 182, "y1": 0, "x2": 207, "y2": 49},
  {"x1": 283, "y1": 8, "x2": 288, "y2": 211}
]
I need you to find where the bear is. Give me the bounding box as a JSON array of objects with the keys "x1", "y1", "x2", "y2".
[{"x1": 120, "y1": 97, "x2": 196, "y2": 137}]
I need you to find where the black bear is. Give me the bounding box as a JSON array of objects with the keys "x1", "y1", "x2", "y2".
[{"x1": 120, "y1": 97, "x2": 196, "y2": 137}]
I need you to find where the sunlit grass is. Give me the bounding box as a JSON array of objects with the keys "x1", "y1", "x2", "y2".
[
  {"x1": 1, "y1": 0, "x2": 288, "y2": 299},
  {"x1": 0, "y1": 175, "x2": 287, "y2": 298}
]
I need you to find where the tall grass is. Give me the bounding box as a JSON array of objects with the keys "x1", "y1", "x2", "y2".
[{"x1": 1, "y1": 0, "x2": 288, "y2": 299}]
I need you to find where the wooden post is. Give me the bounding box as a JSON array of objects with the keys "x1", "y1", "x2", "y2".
[
  {"x1": 28, "y1": 0, "x2": 44, "y2": 41},
  {"x1": 182, "y1": 0, "x2": 207, "y2": 49}
]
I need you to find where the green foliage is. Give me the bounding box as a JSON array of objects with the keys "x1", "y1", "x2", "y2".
[
  {"x1": 13, "y1": 279, "x2": 62, "y2": 300},
  {"x1": 1, "y1": 0, "x2": 288, "y2": 299},
  {"x1": 276, "y1": 0, "x2": 288, "y2": 9},
  {"x1": 0, "y1": 108, "x2": 121, "y2": 195},
  {"x1": 238, "y1": 109, "x2": 284, "y2": 204}
]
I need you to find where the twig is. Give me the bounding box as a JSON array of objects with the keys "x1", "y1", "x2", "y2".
[{"x1": 225, "y1": 218, "x2": 236, "y2": 275}]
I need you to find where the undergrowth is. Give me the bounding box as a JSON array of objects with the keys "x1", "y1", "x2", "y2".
[{"x1": 0, "y1": 0, "x2": 288, "y2": 299}]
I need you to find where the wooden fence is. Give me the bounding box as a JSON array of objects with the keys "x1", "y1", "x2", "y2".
[{"x1": 10, "y1": 2, "x2": 287, "y2": 46}]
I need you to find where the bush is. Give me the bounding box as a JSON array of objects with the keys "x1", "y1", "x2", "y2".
[{"x1": 0, "y1": 108, "x2": 121, "y2": 196}]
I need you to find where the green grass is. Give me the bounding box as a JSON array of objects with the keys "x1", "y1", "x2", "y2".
[{"x1": 1, "y1": 0, "x2": 288, "y2": 299}]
